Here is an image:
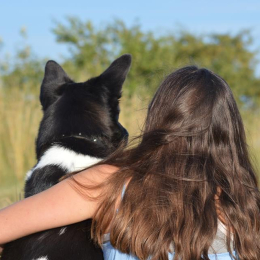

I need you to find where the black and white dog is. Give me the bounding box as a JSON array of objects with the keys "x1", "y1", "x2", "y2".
[{"x1": 1, "y1": 54, "x2": 131, "y2": 260}]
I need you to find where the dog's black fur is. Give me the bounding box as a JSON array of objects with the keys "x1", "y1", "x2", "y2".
[{"x1": 1, "y1": 54, "x2": 131, "y2": 260}]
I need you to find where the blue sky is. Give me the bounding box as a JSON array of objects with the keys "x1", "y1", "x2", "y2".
[{"x1": 1, "y1": 0, "x2": 260, "y2": 72}]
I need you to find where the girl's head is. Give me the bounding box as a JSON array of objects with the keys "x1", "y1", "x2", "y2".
[
  {"x1": 145, "y1": 66, "x2": 247, "y2": 158},
  {"x1": 142, "y1": 65, "x2": 258, "y2": 187},
  {"x1": 92, "y1": 66, "x2": 260, "y2": 260}
]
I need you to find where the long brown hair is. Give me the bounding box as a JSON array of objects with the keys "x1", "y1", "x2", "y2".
[{"x1": 75, "y1": 66, "x2": 260, "y2": 260}]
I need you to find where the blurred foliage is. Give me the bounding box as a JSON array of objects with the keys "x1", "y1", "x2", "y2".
[
  {"x1": 52, "y1": 18, "x2": 260, "y2": 105},
  {"x1": 0, "y1": 18, "x2": 259, "y2": 206}
]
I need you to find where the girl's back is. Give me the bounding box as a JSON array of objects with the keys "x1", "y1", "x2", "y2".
[
  {"x1": 102, "y1": 183, "x2": 238, "y2": 260},
  {"x1": 103, "y1": 219, "x2": 238, "y2": 260}
]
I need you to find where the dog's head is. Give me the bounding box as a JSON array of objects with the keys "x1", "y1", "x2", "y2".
[{"x1": 36, "y1": 54, "x2": 131, "y2": 159}]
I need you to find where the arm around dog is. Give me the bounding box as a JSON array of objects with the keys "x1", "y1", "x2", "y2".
[{"x1": 0, "y1": 164, "x2": 117, "y2": 245}]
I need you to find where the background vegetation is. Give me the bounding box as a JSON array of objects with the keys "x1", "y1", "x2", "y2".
[{"x1": 0, "y1": 18, "x2": 259, "y2": 209}]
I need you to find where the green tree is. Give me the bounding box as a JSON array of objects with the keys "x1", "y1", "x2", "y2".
[{"x1": 53, "y1": 18, "x2": 260, "y2": 107}]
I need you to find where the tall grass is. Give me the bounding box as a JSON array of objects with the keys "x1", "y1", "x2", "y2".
[
  {"x1": 0, "y1": 87, "x2": 259, "y2": 209},
  {"x1": 242, "y1": 111, "x2": 260, "y2": 175},
  {"x1": 0, "y1": 88, "x2": 41, "y2": 207}
]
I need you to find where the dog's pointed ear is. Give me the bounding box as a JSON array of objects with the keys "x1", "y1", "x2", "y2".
[
  {"x1": 40, "y1": 60, "x2": 72, "y2": 110},
  {"x1": 99, "y1": 54, "x2": 131, "y2": 97}
]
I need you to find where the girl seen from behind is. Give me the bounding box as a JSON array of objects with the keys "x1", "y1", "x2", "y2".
[{"x1": 91, "y1": 66, "x2": 260, "y2": 260}]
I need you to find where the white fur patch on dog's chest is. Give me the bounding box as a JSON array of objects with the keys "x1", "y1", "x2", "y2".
[{"x1": 26, "y1": 145, "x2": 102, "y2": 180}]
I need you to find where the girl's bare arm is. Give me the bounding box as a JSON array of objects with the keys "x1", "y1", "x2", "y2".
[{"x1": 0, "y1": 164, "x2": 116, "y2": 245}]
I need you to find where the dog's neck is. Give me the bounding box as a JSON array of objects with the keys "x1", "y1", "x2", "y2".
[{"x1": 26, "y1": 145, "x2": 102, "y2": 180}]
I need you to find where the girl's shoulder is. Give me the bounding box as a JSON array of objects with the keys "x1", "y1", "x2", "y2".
[{"x1": 74, "y1": 164, "x2": 120, "y2": 184}]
